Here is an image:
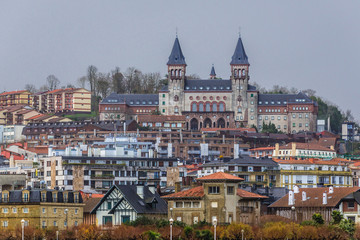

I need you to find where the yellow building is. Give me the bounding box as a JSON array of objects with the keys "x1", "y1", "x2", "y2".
[
  {"x1": 163, "y1": 172, "x2": 267, "y2": 225},
  {"x1": 0, "y1": 90, "x2": 32, "y2": 107},
  {"x1": 0, "y1": 189, "x2": 84, "y2": 230}
]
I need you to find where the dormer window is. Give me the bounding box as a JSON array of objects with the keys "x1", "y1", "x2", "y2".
[
  {"x1": 74, "y1": 193, "x2": 79, "y2": 203},
  {"x1": 63, "y1": 192, "x2": 68, "y2": 203},
  {"x1": 2, "y1": 191, "x2": 9, "y2": 203},
  {"x1": 41, "y1": 191, "x2": 46, "y2": 202},
  {"x1": 22, "y1": 191, "x2": 29, "y2": 202},
  {"x1": 52, "y1": 192, "x2": 57, "y2": 202}
]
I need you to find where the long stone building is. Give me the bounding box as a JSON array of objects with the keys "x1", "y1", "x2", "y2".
[{"x1": 99, "y1": 36, "x2": 318, "y2": 134}]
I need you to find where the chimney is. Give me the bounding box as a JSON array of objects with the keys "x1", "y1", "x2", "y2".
[
  {"x1": 323, "y1": 192, "x2": 327, "y2": 205},
  {"x1": 291, "y1": 142, "x2": 297, "y2": 157},
  {"x1": 302, "y1": 191, "x2": 307, "y2": 201},
  {"x1": 293, "y1": 185, "x2": 299, "y2": 194},
  {"x1": 148, "y1": 185, "x2": 156, "y2": 194},
  {"x1": 175, "y1": 182, "x2": 181, "y2": 193},
  {"x1": 288, "y1": 190, "x2": 294, "y2": 206},
  {"x1": 330, "y1": 145, "x2": 334, "y2": 150},
  {"x1": 274, "y1": 143, "x2": 280, "y2": 157},
  {"x1": 329, "y1": 186, "x2": 334, "y2": 194},
  {"x1": 136, "y1": 184, "x2": 144, "y2": 199}
]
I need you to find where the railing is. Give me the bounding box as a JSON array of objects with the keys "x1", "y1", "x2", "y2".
[
  {"x1": 237, "y1": 206, "x2": 254, "y2": 213},
  {"x1": 92, "y1": 174, "x2": 115, "y2": 179}
]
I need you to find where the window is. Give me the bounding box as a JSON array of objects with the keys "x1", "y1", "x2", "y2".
[
  {"x1": 199, "y1": 103, "x2": 204, "y2": 112},
  {"x1": 193, "y1": 202, "x2": 200, "y2": 208},
  {"x1": 238, "y1": 107, "x2": 242, "y2": 113},
  {"x1": 219, "y1": 103, "x2": 224, "y2": 112},
  {"x1": 108, "y1": 202, "x2": 112, "y2": 210},
  {"x1": 162, "y1": 101, "x2": 165, "y2": 105},
  {"x1": 3, "y1": 221, "x2": 8, "y2": 228},
  {"x1": 12, "y1": 208, "x2": 17, "y2": 213},
  {"x1": 3, "y1": 208, "x2": 8, "y2": 213},
  {"x1": 271, "y1": 116, "x2": 274, "y2": 120},
  {"x1": 42, "y1": 221, "x2": 46, "y2": 229},
  {"x1": 227, "y1": 186, "x2": 234, "y2": 195},
  {"x1": 348, "y1": 201, "x2": 355, "y2": 208},
  {"x1": 211, "y1": 202, "x2": 218, "y2": 208},
  {"x1": 53, "y1": 208, "x2": 57, "y2": 214},
  {"x1": 162, "y1": 109, "x2": 165, "y2": 113},
  {"x1": 75, "y1": 209, "x2": 78, "y2": 214},
  {"x1": 277, "y1": 116, "x2": 281, "y2": 120},
  {"x1": 292, "y1": 114, "x2": 296, "y2": 118},
  {"x1": 305, "y1": 114, "x2": 309, "y2": 118},
  {"x1": 293, "y1": 123, "x2": 296, "y2": 127},
  {"x1": 206, "y1": 103, "x2": 210, "y2": 112},
  {"x1": 23, "y1": 208, "x2": 29, "y2": 213},
  {"x1": 53, "y1": 221, "x2": 57, "y2": 227},
  {"x1": 42, "y1": 208, "x2": 46, "y2": 213},
  {"x1": 162, "y1": 94, "x2": 165, "y2": 98},
  {"x1": 192, "y1": 103, "x2": 197, "y2": 112},
  {"x1": 208, "y1": 186, "x2": 220, "y2": 194},
  {"x1": 175, "y1": 202, "x2": 183, "y2": 208},
  {"x1": 75, "y1": 221, "x2": 78, "y2": 226}
]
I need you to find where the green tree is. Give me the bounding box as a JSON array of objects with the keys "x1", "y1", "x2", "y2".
[
  {"x1": 339, "y1": 218, "x2": 355, "y2": 237},
  {"x1": 143, "y1": 230, "x2": 162, "y2": 240}
]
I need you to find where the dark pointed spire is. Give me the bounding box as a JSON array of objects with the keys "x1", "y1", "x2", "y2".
[
  {"x1": 230, "y1": 37, "x2": 249, "y2": 65},
  {"x1": 167, "y1": 37, "x2": 186, "y2": 65},
  {"x1": 210, "y1": 64, "x2": 216, "y2": 78}
]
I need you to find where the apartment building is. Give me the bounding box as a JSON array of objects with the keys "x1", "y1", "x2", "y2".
[
  {"x1": 0, "y1": 90, "x2": 32, "y2": 107},
  {"x1": 273, "y1": 142, "x2": 336, "y2": 159},
  {"x1": 274, "y1": 158, "x2": 353, "y2": 189},
  {"x1": 0, "y1": 189, "x2": 84, "y2": 230},
  {"x1": 33, "y1": 88, "x2": 91, "y2": 113}
]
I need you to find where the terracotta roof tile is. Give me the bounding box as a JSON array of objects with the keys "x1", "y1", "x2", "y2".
[
  {"x1": 197, "y1": 172, "x2": 244, "y2": 181},
  {"x1": 270, "y1": 187, "x2": 360, "y2": 208},
  {"x1": 28, "y1": 114, "x2": 45, "y2": 120},
  {"x1": 162, "y1": 186, "x2": 204, "y2": 199},
  {"x1": 250, "y1": 147, "x2": 275, "y2": 151},
  {"x1": 237, "y1": 189, "x2": 268, "y2": 199},
  {"x1": 279, "y1": 142, "x2": 335, "y2": 152},
  {"x1": 274, "y1": 158, "x2": 353, "y2": 166},
  {"x1": 0, "y1": 90, "x2": 28, "y2": 96}
]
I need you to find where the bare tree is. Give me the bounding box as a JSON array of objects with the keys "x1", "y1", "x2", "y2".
[
  {"x1": 302, "y1": 89, "x2": 317, "y2": 97},
  {"x1": 96, "y1": 72, "x2": 111, "y2": 98},
  {"x1": 187, "y1": 73, "x2": 201, "y2": 80},
  {"x1": 46, "y1": 75, "x2": 60, "y2": 91},
  {"x1": 124, "y1": 67, "x2": 142, "y2": 94},
  {"x1": 24, "y1": 84, "x2": 37, "y2": 93},
  {"x1": 38, "y1": 85, "x2": 49, "y2": 92},
  {"x1": 87, "y1": 65, "x2": 98, "y2": 95},
  {"x1": 77, "y1": 76, "x2": 87, "y2": 88},
  {"x1": 66, "y1": 84, "x2": 75, "y2": 88},
  {"x1": 142, "y1": 72, "x2": 161, "y2": 93},
  {"x1": 345, "y1": 109, "x2": 354, "y2": 121}
]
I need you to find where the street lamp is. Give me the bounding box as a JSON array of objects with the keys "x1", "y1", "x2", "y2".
[
  {"x1": 169, "y1": 218, "x2": 174, "y2": 240},
  {"x1": 291, "y1": 205, "x2": 295, "y2": 222},
  {"x1": 212, "y1": 217, "x2": 217, "y2": 240},
  {"x1": 241, "y1": 229, "x2": 244, "y2": 240},
  {"x1": 64, "y1": 208, "x2": 69, "y2": 229},
  {"x1": 21, "y1": 219, "x2": 25, "y2": 240}
]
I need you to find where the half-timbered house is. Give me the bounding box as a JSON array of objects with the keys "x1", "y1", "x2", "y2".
[{"x1": 91, "y1": 185, "x2": 167, "y2": 225}]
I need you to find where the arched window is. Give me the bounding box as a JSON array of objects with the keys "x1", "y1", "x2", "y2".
[
  {"x1": 199, "y1": 103, "x2": 204, "y2": 112},
  {"x1": 242, "y1": 69, "x2": 246, "y2": 76},
  {"x1": 212, "y1": 103, "x2": 217, "y2": 112},
  {"x1": 234, "y1": 69, "x2": 237, "y2": 77},
  {"x1": 178, "y1": 69, "x2": 182, "y2": 77},
  {"x1": 174, "y1": 107, "x2": 179, "y2": 113},
  {"x1": 174, "y1": 95, "x2": 179, "y2": 102},
  {"x1": 219, "y1": 102, "x2": 225, "y2": 112},
  {"x1": 170, "y1": 69, "x2": 174, "y2": 76},
  {"x1": 192, "y1": 103, "x2": 197, "y2": 112},
  {"x1": 174, "y1": 70, "x2": 177, "y2": 77},
  {"x1": 205, "y1": 103, "x2": 210, "y2": 112}
]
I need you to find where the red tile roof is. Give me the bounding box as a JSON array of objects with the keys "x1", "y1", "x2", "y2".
[
  {"x1": 28, "y1": 114, "x2": 45, "y2": 120},
  {"x1": 274, "y1": 158, "x2": 353, "y2": 166},
  {"x1": 237, "y1": 189, "x2": 268, "y2": 199},
  {"x1": 197, "y1": 172, "x2": 244, "y2": 182},
  {"x1": 0, "y1": 90, "x2": 28, "y2": 96},
  {"x1": 270, "y1": 187, "x2": 360, "y2": 208},
  {"x1": 162, "y1": 186, "x2": 204, "y2": 199},
  {"x1": 201, "y1": 128, "x2": 256, "y2": 133},
  {"x1": 250, "y1": 147, "x2": 275, "y2": 151},
  {"x1": 279, "y1": 142, "x2": 335, "y2": 152}
]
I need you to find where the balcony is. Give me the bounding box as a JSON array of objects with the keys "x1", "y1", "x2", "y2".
[
  {"x1": 91, "y1": 174, "x2": 115, "y2": 179},
  {"x1": 237, "y1": 206, "x2": 254, "y2": 213},
  {"x1": 188, "y1": 150, "x2": 201, "y2": 155}
]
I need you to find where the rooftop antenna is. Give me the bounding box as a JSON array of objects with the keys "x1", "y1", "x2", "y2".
[{"x1": 176, "y1": 27, "x2": 178, "y2": 37}]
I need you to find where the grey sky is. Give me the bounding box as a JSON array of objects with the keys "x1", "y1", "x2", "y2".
[{"x1": 1, "y1": 1, "x2": 359, "y2": 120}]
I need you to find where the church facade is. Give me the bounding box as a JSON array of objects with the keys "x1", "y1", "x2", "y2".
[{"x1": 100, "y1": 36, "x2": 318, "y2": 133}]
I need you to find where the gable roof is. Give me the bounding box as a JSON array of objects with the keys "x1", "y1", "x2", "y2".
[
  {"x1": 101, "y1": 93, "x2": 158, "y2": 106},
  {"x1": 269, "y1": 187, "x2": 360, "y2": 208},
  {"x1": 162, "y1": 186, "x2": 204, "y2": 199},
  {"x1": 197, "y1": 172, "x2": 244, "y2": 182},
  {"x1": 237, "y1": 189, "x2": 268, "y2": 199},
  {"x1": 91, "y1": 185, "x2": 167, "y2": 215},
  {"x1": 167, "y1": 37, "x2": 186, "y2": 65},
  {"x1": 83, "y1": 197, "x2": 102, "y2": 213},
  {"x1": 184, "y1": 79, "x2": 231, "y2": 91},
  {"x1": 278, "y1": 142, "x2": 334, "y2": 152},
  {"x1": 258, "y1": 92, "x2": 314, "y2": 106},
  {"x1": 230, "y1": 37, "x2": 249, "y2": 65}
]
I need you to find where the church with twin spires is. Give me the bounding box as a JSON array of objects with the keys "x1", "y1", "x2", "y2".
[{"x1": 100, "y1": 36, "x2": 318, "y2": 133}]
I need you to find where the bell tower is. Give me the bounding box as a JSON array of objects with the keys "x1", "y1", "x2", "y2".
[
  {"x1": 166, "y1": 36, "x2": 186, "y2": 115},
  {"x1": 230, "y1": 36, "x2": 250, "y2": 125}
]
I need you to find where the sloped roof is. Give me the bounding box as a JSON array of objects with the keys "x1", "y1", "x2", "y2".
[
  {"x1": 184, "y1": 79, "x2": 231, "y2": 91},
  {"x1": 167, "y1": 37, "x2": 186, "y2": 65},
  {"x1": 230, "y1": 37, "x2": 249, "y2": 65},
  {"x1": 227, "y1": 156, "x2": 278, "y2": 167},
  {"x1": 258, "y1": 92, "x2": 314, "y2": 106},
  {"x1": 269, "y1": 187, "x2": 360, "y2": 208},
  {"x1": 250, "y1": 147, "x2": 275, "y2": 151},
  {"x1": 237, "y1": 189, "x2": 268, "y2": 199},
  {"x1": 162, "y1": 186, "x2": 204, "y2": 199},
  {"x1": 137, "y1": 115, "x2": 185, "y2": 123},
  {"x1": 0, "y1": 90, "x2": 28, "y2": 96},
  {"x1": 273, "y1": 158, "x2": 352, "y2": 166},
  {"x1": 83, "y1": 198, "x2": 102, "y2": 213},
  {"x1": 101, "y1": 93, "x2": 159, "y2": 106},
  {"x1": 279, "y1": 142, "x2": 335, "y2": 152},
  {"x1": 197, "y1": 172, "x2": 244, "y2": 182}
]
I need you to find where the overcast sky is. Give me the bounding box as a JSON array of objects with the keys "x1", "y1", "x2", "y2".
[{"x1": 1, "y1": 1, "x2": 359, "y2": 120}]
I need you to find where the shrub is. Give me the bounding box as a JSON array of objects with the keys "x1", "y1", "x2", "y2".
[
  {"x1": 183, "y1": 226, "x2": 194, "y2": 239},
  {"x1": 220, "y1": 223, "x2": 253, "y2": 240},
  {"x1": 195, "y1": 229, "x2": 212, "y2": 240},
  {"x1": 331, "y1": 210, "x2": 343, "y2": 225},
  {"x1": 126, "y1": 216, "x2": 154, "y2": 226},
  {"x1": 312, "y1": 213, "x2": 325, "y2": 225},
  {"x1": 300, "y1": 220, "x2": 316, "y2": 226},
  {"x1": 339, "y1": 218, "x2": 355, "y2": 237},
  {"x1": 143, "y1": 230, "x2": 162, "y2": 240}
]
